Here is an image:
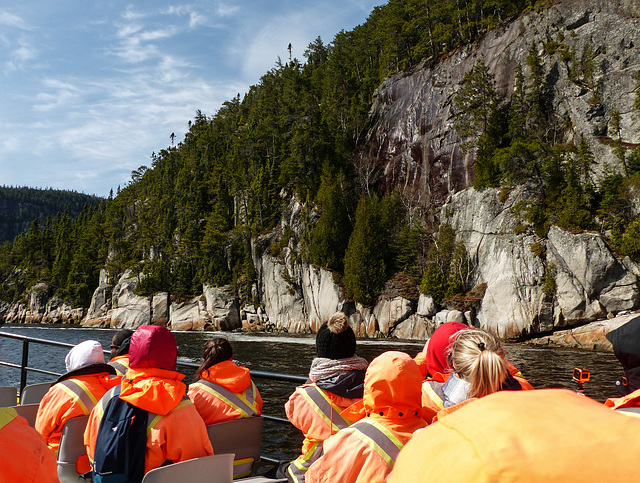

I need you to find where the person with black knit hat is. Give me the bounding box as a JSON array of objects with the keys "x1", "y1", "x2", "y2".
[{"x1": 276, "y1": 312, "x2": 368, "y2": 482}]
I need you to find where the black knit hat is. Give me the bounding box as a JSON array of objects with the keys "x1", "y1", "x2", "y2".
[
  {"x1": 606, "y1": 315, "x2": 640, "y2": 395},
  {"x1": 316, "y1": 312, "x2": 356, "y2": 359}
]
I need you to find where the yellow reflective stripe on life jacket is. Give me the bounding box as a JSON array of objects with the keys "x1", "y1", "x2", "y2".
[
  {"x1": 146, "y1": 397, "x2": 192, "y2": 436},
  {"x1": 232, "y1": 457, "x2": 254, "y2": 479},
  {"x1": 109, "y1": 360, "x2": 130, "y2": 377},
  {"x1": 0, "y1": 407, "x2": 18, "y2": 430},
  {"x1": 288, "y1": 441, "x2": 322, "y2": 482},
  {"x1": 299, "y1": 385, "x2": 353, "y2": 433},
  {"x1": 423, "y1": 380, "x2": 445, "y2": 410},
  {"x1": 345, "y1": 419, "x2": 404, "y2": 467},
  {"x1": 191, "y1": 380, "x2": 259, "y2": 418},
  {"x1": 57, "y1": 378, "x2": 100, "y2": 415}
]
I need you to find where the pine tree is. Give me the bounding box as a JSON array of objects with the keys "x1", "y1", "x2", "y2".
[{"x1": 343, "y1": 195, "x2": 387, "y2": 306}]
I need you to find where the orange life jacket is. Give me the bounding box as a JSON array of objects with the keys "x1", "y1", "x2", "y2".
[
  {"x1": 35, "y1": 371, "x2": 119, "y2": 453},
  {"x1": 0, "y1": 407, "x2": 59, "y2": 483},
  {"x1": 285, "y1": 383, "x2": 361, "y2": 482},
  {"x1": 188, "y1": 360, "x2": 262, "y2": 425}
]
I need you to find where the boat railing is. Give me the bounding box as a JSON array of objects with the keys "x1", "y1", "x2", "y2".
[{"x1": 0, "y1": 330, "x2": 305, "y2": 463}]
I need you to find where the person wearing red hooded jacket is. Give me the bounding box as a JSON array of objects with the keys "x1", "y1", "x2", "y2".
[
  {"x1": 35, "y1": 339, "x2": 119, "y2": 456},
  {"x1": 279, "y1": 312, "x2": 368, "y2": 482},
  {"x1": 305, "y1": 351, "x2": 427, "y2": 483},
  {"x1": 188, "y1": 337, "x2": 263, "y2": 424},
  {"x1": 0, "y1": 407, "x2": 59, "y2": 483},
  {"x1": 84, "y1": 325, "x2": 213, "y2": 475}
]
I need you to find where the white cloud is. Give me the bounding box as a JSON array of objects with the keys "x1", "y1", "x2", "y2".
[{"x1": 0, "y1": 11, "x2": 29, "y2": 29}]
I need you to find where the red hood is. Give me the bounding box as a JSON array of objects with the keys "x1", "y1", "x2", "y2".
[
  {"x1": 129, "y1": 325, "x2": 177, "y2": 371},
  {"x1": 426, "y1": 322, "x2": 469, "y2": 376}
]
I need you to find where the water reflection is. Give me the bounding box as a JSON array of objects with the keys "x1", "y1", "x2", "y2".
[{"x1": 0, "y1": 325, "x2": 623, "y2": 459}]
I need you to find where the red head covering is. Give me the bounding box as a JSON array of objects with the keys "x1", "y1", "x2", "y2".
[
  {"x1": 129, "y1": 325, "x2": 177, "y2": 371},
  {"x1": 426, "y1": 322, "x2": 469, "y2": 376}
]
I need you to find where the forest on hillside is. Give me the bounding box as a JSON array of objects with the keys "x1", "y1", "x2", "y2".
[
  {"x1": 1, "y1": 0, "x2": 639, "y2": 313},
  {"x1": 0, "y1": 186, "x2": 101, "y2": 243}
]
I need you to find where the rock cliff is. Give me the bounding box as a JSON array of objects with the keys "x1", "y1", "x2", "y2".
[{"x1": 368, "y1": 0, "x2": 640, "y2": 220}]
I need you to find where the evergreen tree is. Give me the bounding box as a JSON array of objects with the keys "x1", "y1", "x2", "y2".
[
  {"x1": 309, "y1": 166, "x2": 353, "y2": 272},
  {"x1": 343, "y1": 195, "x2": 387, "y2": 306}
]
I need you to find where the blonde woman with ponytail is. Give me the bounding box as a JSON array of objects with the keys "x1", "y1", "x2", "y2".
[{"x1": 438, "y1": 329, "x2": 513, "y2": 415}]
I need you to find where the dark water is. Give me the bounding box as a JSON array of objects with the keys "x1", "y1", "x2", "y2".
[{"x1": 0, "y1": 325, "x2": 622, "y2": 461}]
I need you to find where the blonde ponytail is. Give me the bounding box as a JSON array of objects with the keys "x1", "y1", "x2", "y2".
[{"x1": 449, "y1": 329, "x2": 508, "y2": 398}]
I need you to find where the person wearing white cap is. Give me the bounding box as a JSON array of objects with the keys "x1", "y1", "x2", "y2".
[{"x1": 35, "y1": 340, "x2": 119, "y2": 466}]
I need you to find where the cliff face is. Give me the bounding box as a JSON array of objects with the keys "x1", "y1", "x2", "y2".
[{"x1": 367, "y1": 0, "x2": 640, "y2": 220}]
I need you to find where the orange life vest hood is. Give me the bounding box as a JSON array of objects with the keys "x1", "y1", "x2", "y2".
[
  {"x1": 200, "y1": 360, "x2": 252, "y2": 393},
  {"x1": 120, "y1": 367, "x2": 187, "y2": 415},
  {"x1": 363, "y1": 351, "x2": 423, "y2": 419}
]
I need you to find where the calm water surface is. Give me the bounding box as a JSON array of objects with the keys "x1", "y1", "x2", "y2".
[{"x1": 0, "y1": 325, "x2": 622, "y2": 460}]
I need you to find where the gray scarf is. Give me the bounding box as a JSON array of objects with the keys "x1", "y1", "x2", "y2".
[{"x1": 308, "y1": 356, "x2": 369, "y2": 382}]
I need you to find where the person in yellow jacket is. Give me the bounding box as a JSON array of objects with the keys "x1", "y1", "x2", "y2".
[
  {"x1": 84, "y1": 325, "x2": 213, "y2": 475},
  {"x1": 108, "y1": 329, "x2": 134, "y2": 377},
  {"x1": 306, "y1": 351, "x2": 427, "y2": 483},
  {"x1": 0, "y1": 407, "x2": 58, "y2": 483},
  {"x1": 35, "y1": 339, "x2": 119, "y2": 454},
  {"x1": 389, "y1": 389, "x2": 640, "y2": 482},
  {"x1": 188, "y1": 337, "x2": 263, "y2": 425},
  {"x1": 279, "y1": 312, "x2": 368, "y2": 482}
]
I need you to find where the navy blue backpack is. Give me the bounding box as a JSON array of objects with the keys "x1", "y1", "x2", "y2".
[{"x1": 93, "y1": 386, "x2": 148, "y2": 483}]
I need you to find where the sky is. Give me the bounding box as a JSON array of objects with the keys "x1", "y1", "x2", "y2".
[{"x1": 0, "y1": 1, "x2": 383, "y2": 197}]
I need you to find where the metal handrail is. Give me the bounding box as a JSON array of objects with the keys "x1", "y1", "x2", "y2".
[
  {"x1": 0, "y1": 329, "x2": 305, "y2": 464},
  {"x1": 0, "y1": 330, "x2": 307, "y2": 392}
]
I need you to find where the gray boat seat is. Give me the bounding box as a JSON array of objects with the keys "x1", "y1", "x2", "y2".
[
  {"x1": 142, "y1": 453, "x2": 235, "y2": 483},
  {"x1": 57, "y1": 414, "x2": 90, "y2": 483},
  {"x1": 10, "y1": 403, "x2": 39, "y2": 427},
  {"x1": 21, "y1": 382, "x2": 53, "y2": 404},
  {"x1": 0, "y1": 386, "x2": 17, "y2": 407},
  {"x1": 207, "y1": 416, "x2": 263, "y2": 479}
]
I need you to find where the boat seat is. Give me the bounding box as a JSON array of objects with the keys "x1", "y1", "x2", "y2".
[
  {"x1": 142, "y1": 453, "x2": 235, "y2": 483},
  {"x1": 10, "y1": 403, "x2": 39, "y2": 427},
  {"x1": 21, "y1": 382, "x2": 53, "y2": 404},
  {"x1": 207, "y1": 416, "x2": 263, "y2": 479},
  {"x1": 57, "y1": 414, "x2": 90, "y2": 483},
  {"x1": 0, "y1": 386, "x2": 17, "y2": 407}
]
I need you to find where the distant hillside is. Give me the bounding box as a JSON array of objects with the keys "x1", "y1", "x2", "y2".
[{"x1": 0, "y1": 186, "x2": 103, "y2": 242}]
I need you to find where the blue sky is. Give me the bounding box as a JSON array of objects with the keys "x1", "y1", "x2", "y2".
[{"x1": 0, "y1": 1, "x2": 383, "y2": 197}]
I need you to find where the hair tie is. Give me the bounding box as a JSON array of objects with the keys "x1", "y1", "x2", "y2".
[{"x1": 477, "y1": 342, "x2": 486, "y2": 351}]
